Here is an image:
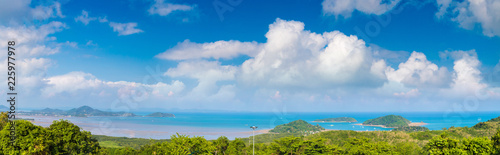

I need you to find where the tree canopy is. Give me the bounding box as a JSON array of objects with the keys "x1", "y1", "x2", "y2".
[
  {"x1": 363, "y1": 115, "x2": 411, "y2": 128},
  {"x1": 269, "y1": 119, "x2": 325, "y2": 134}
]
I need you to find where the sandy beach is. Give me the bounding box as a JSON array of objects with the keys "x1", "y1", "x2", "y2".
[
  {"x1": 354, "y1": 123, "x2": 394, "y2": 128},
  {"x1": 409, "y1": 122, "x2": 428, "y2": 126}
]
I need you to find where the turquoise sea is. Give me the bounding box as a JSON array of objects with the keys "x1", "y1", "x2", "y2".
[{"x1": 28, "y1": 111, "x2": 500, "y2": 140}]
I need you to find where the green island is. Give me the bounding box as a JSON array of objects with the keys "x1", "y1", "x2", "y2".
[
  {"x1": 2, "y1": 112, "x2": 500, "y2": 154},
  {"x1": 21, "y1": 106, "x2": 175, "y2": 118},
  {"x1": 362, "y1": 115, "x2": 412, "y2": 128},
  {"x1": 313, "y1": 117, "x2": 357, "y2": 122},
  {"x1": 145, "y1": 112, "x2": 175, "y2": 117},
  {"x1": 269, "y1": 120, "x2": 325, "y2": 134}
]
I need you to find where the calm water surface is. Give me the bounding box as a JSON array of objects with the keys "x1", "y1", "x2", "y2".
[{"x1": 27, "y1": 111, "x2": 499, "y2": 140}]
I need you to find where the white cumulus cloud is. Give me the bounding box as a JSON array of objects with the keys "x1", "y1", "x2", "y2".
[
  {"x1": 386, "y1": 51, "x2": 451, "y2": 88},
  {"x1": 74, "y1": 10, "x2": 97, "y2": 25},
  {"x1": 447, "y1": 50, "x2": 487, "y2": 96},
  {"x1": 240, "y1": 18, "x2": 387, "y2": 89},
  {"x1": 148, "y1": 0, "x2": 194, "y2": 16},
  {"x1": 31, "y1": 2, "x2": 65, "y2": 20},
  {"x1": 322, "y1": 0, "x2": 401, "y2": 18},
  {"x1": 109, "y1": 22, "x2": 143, "y2": 36},
  {"x1": 436, "y1": 0, "x2": 500, "y2": 37},
  {"x1": 156, "y1": 40, "x2": 261, "y2": 60},
  {"x1": 43, "y1": 71, "x2": 185, "y2": 99},
  {"x1": 165, "y1": 60, "x2": 237, "y2": 96}
]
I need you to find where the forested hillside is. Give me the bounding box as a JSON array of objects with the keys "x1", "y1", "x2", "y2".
[
  {"x1": 269, "y1": 120, "x2": 325, "y2": 134},
  {"x1": 363, "y1": 115, "x2": 411, "y2": 128}
]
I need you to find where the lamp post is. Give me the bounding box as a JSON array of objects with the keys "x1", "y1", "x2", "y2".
[{"x1": 250, "y1": 126, "x2": 258, "y2": 155}]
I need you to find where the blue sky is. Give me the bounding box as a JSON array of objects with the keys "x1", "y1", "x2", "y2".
[{"x1": 1, "y1": 0, "x2": 500, "y2": 112}]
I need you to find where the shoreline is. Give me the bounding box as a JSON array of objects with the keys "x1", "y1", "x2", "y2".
[
  {"x1": 409, "y1": 122, "x2": 428, "y2": 126},
  {"x1": 312, "y1": 121, "x2": 357, "y2": 123},
  {"x1": 354, "y1": 123, "x2": 394, "y2": 128},
  {"x1": 17, "y1": 115, "x2": 432, "y2": 139},
  {"x1": 20, "y1": 115, "x2": 272, "y2": 140},
  {"x1": 354, "y1": 121, "x2": 428, "y2": 128}
]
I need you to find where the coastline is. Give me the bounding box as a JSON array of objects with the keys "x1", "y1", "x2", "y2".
[
  {"x1": 354, "y1": 121, "x2": 428, "y2": 128},
  {"x1": 19, "y1": 115, "x2": 272, "y2": 140},
  {"x1": 13, "y1": 114, "x2": 453, "y2": 140},
  {"x1": 312, "y1": 121, "x2": 357, "y2": 123},
  {"x1": 409, "y1": 122, "x2": 428, "y2": 126},
  {"x1": 354, "y1": 123, "x2": 394, "y2": 128}
]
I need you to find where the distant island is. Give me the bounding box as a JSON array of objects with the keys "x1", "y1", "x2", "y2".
[
  {"x1": 145, "y1": 112, "x2": 175, "y2": 117},
  {"x1": 313, "y1": 117, "x2": 357, "y2": 122},
  {"x1": 0, "y1": 105, "x2": 8, "y2": 110},
  {"x1": 270, "y1": 120, "x2": 325, "y2": 134},
  {"x1": 357, "y1": 115, "x2": 427, "y2": 128},
  {"x1": 21, "y1": 106, "x2": 175, "y2": 118}
]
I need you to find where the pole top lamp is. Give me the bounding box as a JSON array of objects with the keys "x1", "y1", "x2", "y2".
[{"x1": 250, "y1": 126, "x2": 258, "y2": 155}]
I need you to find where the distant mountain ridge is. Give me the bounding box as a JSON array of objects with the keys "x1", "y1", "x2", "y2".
[
  {"x1": 25, "y1": 106, "x2": 174, "y2": 118},
  {"x1": 146, "y1": 112, "x2": 175, "y2": 117},
  {"x1": 31, "y1": 108, "x2": 64, "y2": 115}
]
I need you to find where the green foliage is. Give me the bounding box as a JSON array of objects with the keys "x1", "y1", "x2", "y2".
[
  {"x1": 424, "y1": 133, "x2": 467, "y2": 155},
  {"x1": 226, "y1": 138, "x2": 246, "y2": 155},
  {"x1": 393, "y1": 126, "x2": 430, "y2": 132},
  {"x1": 214, "y1": 136, "x2": 229, "y2": 154},
  {"x1": 462, "y1": 137, "x2": 493, "y2": 154},
  {"x1": 0, "y1": 120, "x2": 52, "y2": 154},
  {"x1": 95, "y1": 126, "x2": 499, "y2": 155},
  {"x1": 163, "y1": 134, "x2": 214, "y2": 154},
  {"x1": 472, "y1": 122, "x2": 493, "y2": 130},
  {"x1": 342, "y1": 137, "x2": 396, "y2": 154},
  {"x1": 487, "y1": 116, "x2": 500, "y2": 122},
  {"x1": 269, "y1": 136, "x2": 303, "y2": 154},
  {"x1": 410, "y1": 130, "x2": 451, "y2": 141},
  {"x1": 363, "y1": 115, "x2": 411, "y2": 128},
  {"x1": 266, "y1": 136, "x2": 341, "y2": 154},
  {"x1": 0, "y1": 120, "x2": 100, "y2": 154},
  {"x1": 300, "y1": 138, "x2": 341, "y2": 154},
  {"x1": 394, "y1": 141, "x2": 423, "y2": 155},
  {"x1": 269, "y1": 119, "x2": 325, "y2": 134},
  {"x1": 98, "y1": 141, "x2": 123, "y2": 148},
  {"x1": 492, "y1": 129, "x2": 500, "y2": 154},
  {"x1": 92, "y1": 135, "x2": 169, "y2": 149},
  {"x1": 314, "y1": 117, "x2": 357, "y2": 122},
  {"x1": 3, "y1": 114, "x2": 500, "y2": 155},
  {"x1": 0, "y1": 112, "x2": 7, "y2": 130},
  {"x1": 128, "y1": 133, "x2": 214, "y2": 155},
  {"x1": 48, "y1": 120, "x2": 100, "y2": 154},
  {"x1": 99, "y1": 147, "x2": 138, "y2": 155}
]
